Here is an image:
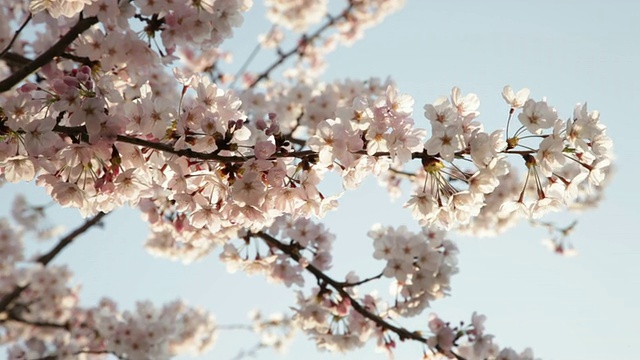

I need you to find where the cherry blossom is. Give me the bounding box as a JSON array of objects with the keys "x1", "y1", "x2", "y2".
[
  {"x1": 0, "y1": 0, "x2": 616, "y2": 359},
  {"x1": 502, "y1": 85, "x2": 530, "y2": 109},
  {"x1": 518, "y1": 99, "x2": 557, "y2": 134}
]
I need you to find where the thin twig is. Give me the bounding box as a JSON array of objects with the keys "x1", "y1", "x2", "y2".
[
  {"x1": 247, "y1": 5, "x2": 354, "y2": 89},
  {"x1": 338, "y1": 271, "x2": 384, "y2": 288},
  {"x1": 253, "y1": 231, "x2": 467, "y2": 359},
  {"x1": 230, "y1": 36, "x2": 266, "y2": 89},
  {"x1": 0, "y1": 13, "x2": 32, "y2": 60},
  {"x1": 217, "y1": 324, "x2": 253, "y2": 331},
  {"x1": 230, "y1": 342, "x2": 265, "y2": 360},
  {"x1": 0, "y1": 212, "x2": 108, "y2": 313},
  {"x1": 389, "y1": 167, "x2": 418, "y2": 178}
]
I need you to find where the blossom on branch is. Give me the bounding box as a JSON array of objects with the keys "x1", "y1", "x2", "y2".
[{"x1": 0, "y1": 0, "x2": 616, "y2": 359}]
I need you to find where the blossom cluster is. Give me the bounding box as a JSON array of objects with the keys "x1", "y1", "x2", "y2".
[
  {"x1": 266, "y1": 0, "x2": 329, "y2": 32},
  {"x1": 219, "y1": 216, "x2": 335, "y2": 286},
  {"x1": 0, "y1": 0, "x2": 616, "y2": 359},
  {"x1": 29, "y1": 0, "x2": 250, "y2": 51},
  {"x1": 286, "y1": 224, "x2": 455, "y2": 353},
  {"x1": 427, "y1": 313, "x2": 537, "y2": 360},
  {"x1": 0, "y1": 68, "x2": 612, "y2": 358},
  {"x1": 0, "y1": 211, "x2": 218, "y2": 360},
  {"x1": 1, "y1": 2, "x2": 613, "y2": 244},
  {"x1": 247, "y1": 310, "x2": 296, "y2": 354},
  {"x1": 397, "y1": 86, "x2": 613, "y2": 235},
  {"x1": 221, "y1": 220, "x2": 455, "y2": 354},
  {"x1": 369, "y1": 224, "x2": 458, "y2": 316},
  {"x1": 93, "y1": 299, "x2": 217, "y2": 359},
  {"x1": 265, "y1": 0, "x2": 405, "y2": 41},
  {"x1": 5, "y1": 297, "x2": 218, "y2": 360},
  {"x1": 259, "y1": 0, "x2": 405, "y2": 81}
]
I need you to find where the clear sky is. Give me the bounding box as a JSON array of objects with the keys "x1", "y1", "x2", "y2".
[{"x1": 1, "y1": 1, "x2": 639, "y2": 359}]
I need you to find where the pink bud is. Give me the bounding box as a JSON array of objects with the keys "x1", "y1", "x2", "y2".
[
  {"x1": 63, "y1": 76, "x2": 79, "y2": 88},
  {"x1": 51, "y1": 79, "x2": 69, "y2": 94},
  {"x1": 18, "y1": 82, "x2": 38, "y2": 93},
  {"x1": 76, "y1": 72, "x2": 90, "y2": 82},
  {"x1": 256, "y1": 118, "x2": 268, "y2": 130}
]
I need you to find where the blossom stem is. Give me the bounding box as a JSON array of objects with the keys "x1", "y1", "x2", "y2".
[{"x1": 505, "y1": 109, "x2": 513, "y2": 139}]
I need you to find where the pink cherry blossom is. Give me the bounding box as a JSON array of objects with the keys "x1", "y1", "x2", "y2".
[{"x1": 0, "y1": 2, "x2": 616, "y2": 359}]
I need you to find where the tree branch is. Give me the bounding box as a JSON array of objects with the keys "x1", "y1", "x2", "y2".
[
  {"x1": 4, "y1": 311, "x2": 70, "y2": 330},
  {"x1": 247, "y1": 5, "x2": 354, "y2": 89},
  {"x1": 52, "y1": 125, "x2": 443, "y2": 166},
  {"x1": 0, "y1": 14, "x2": 32, "y2": 60},
  {"x1": 0, "y1": 211, "x2": 108, "y2": 314},
  {"x1": 36, "y1": 211, "x2": 107, "y2": 265},
  {"x1": 53, "y1": 124, "x2": 317, "y2": 162},
  {"x1": 253, "y1": 231, "x2": 423, "y2": 340},
  {"x1": 337, "y1": 271, "x2": 384, "y2": 288},
  {"x1": 59, "y1": 52, "x2": 95, "y2": 67},
  {"x1": 0, "y1": 16, "x2": 98, "y2": 93},
  {"x1": 251, "y1": 231, "x2": 466, "y2": 360},
  {"x1": 1, "y1": 52, "x2": 32, "y2": 73}
]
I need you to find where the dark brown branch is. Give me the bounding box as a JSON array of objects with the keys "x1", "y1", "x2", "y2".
[
  {"x1": 1, "y1": 52, "x2": 32, "y2": 68},
  {"x1": 337, "y1": 271, "x2": 384, "y2": 288},
  {"x1": 51, "y1": 125, "x2": 536, "y2": 189},
  {"x1": 53, "y1": 124, "x2": 316, "y2": 162},
  {"x1": 0, "y1": 212, "x2": 108, "y2": 313},
  {"x1": 36, "y1": 211, "x2": 107, "y2": 265},
  {"x1": 254, "y1": 231, "x2": 424, "y2": 340},
  {"x1": 253, "y1": 231, "x2": 466, "y2": 359},
  {"x1": 503, "y1": 149, "x2": 536, "y2": 155},
  {"x1": 5, "y1": 311, "x2": 70, "y2": 330},
  {"x1": 0, "y1": 16, "x2": 99, "y2": 93},
  {"x1": 117, "y1": 133, "x2": 269, "y2": 161},
  {"x1": 52, "y1": 125, "x2": 440, "y2": 165},
  {"x1": 59, "y1": 53, "x2": 95, "y2": 67}
]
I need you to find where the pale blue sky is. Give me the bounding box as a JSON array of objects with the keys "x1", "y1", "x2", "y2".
[{"x1": 1, "y1": 1, "x2": 639, "y2": 359}]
